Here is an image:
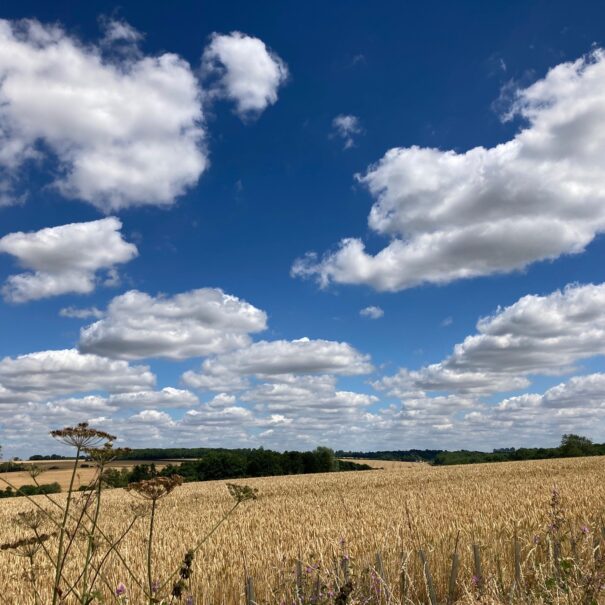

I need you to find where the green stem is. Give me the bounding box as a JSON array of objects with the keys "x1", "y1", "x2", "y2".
[
  {"x1": 52, "y1": 444, "x2": 82, "y2": 605},
  {"x1": 82, "y1": 466, "x2": 104, "y2": 600},
  {"x1": 88, "y1": 515, "x2": 139, "y2": 596},
  {"x1": 0, "y1": 473, "x2": 143, "y2": 595},
  {"x1": 157, "y1": 501, "x2": 240, "y2": 594},
  {"x1": 27, "y1": 554, "x2": 42, "y2": 605},
  {"x1": 30, "y1": 526, "x2": 82, "y2": 601},
  {"x1": 147, "y1": 499, "x2": 157, "y2": 604}
]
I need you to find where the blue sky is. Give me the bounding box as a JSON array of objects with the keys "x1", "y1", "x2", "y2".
[{"x1": 1, "y1": 1, "x2": 605, "y2": 457}]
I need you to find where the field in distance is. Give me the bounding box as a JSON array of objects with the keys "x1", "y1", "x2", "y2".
[
  {"x1": 1, "y1": 456, "x2": 604, "y2": 603},
  {"x1": 0, "y1": 459, "x2": 179, "y2": 490}
]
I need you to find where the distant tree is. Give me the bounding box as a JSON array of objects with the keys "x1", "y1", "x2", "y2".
[
  {"x1": 246, "y1": 449, "x2": 284, "y2": 477},
  {"x1": 560, "y1": 434, "x2": 594, "y2": 457},
  {"x1": 102, "y1": 467, "x2": 131, "y2": 488},
  {"x1": 197, "y1": 451, "x2": 247, "y2": 480},
  {"x1": 314, "y1": 447, "x2": 338, "y2": 472},
  {"x1": 129, "y1": 463, "x2": 158, "y2": 482}
]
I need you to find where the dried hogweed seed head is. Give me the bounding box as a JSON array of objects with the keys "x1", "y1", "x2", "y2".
[
  {"x1": 129, "y1": 502, "x2": 151, "y2": 518},
  {"x1": 15, "y1": 509, "x2": 46, "y2": 532},
  {"x1": 27, "y1": 464, "x2": 45, "y2": 480},
  {"x1": 85, "y1": 443, "x2": 131, "y2": 466},
  {"x1": 50, "y1": 422, "x2": 116, "y2": 449},
  {"x1": 126, "y1": 475, "x2": 183, "y2": 501},
  {"x1": 1, "y1": 533, "x2": 55, "y2": 558},
  {"x1": 226, "y1": 483, "x2": 258, "y2": 503}
]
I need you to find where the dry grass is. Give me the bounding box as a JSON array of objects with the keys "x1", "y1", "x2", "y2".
[{"x1": 0, "y1": 456, "x2": 604, "y2": 604}]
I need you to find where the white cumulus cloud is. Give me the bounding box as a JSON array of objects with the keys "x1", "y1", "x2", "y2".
[
  {"x1": 60, "y1": 306, "x2": 105, "y2": 320},
  {"x1": 332, "y1": 114, "x2": 362, "y2": 149},
  {"x1": 0, "y1": 18, "x2": 206, "y2": 211},
  {"x1": 0, "y1": 349, "x2": 154, "y2": 399},
  {"x1": 78, "y1": 288, "x2": 267, "y2": 360},
  {"x1": 360, "y1": 305, "x2": 384, "y2": 319},
  {"x1": 0, "y1": 218, "x2": 137, "y2": 302},
  {"x1": 202, "y1": 31, "x2": 288, "y2": 119},
  {"x1": 376, "y1": 282, "x2": 605, "y2": 397},
  {"x1": 183, "y1": 337, "x2": 373, "y2": 391},
  {"x1": 293, "y1": 49, "x2": 605, "y2": 291}
]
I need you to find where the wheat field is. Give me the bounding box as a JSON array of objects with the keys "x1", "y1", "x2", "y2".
[{"x1": 1, "y1": 456, "x2": 604, "y2": 604}]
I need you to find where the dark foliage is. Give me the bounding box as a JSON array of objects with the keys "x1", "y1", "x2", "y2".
[
  {"x1": 0, "y1": 461, "x2": 25, "y2": 473},
  {"x1": 0, "y1": 482, "x2": 61, "y2": 498},
  {"x1": 340, "y1": 434, "x2": 604, "y2": 466},
  {"x1": 336, "y1": 448, "x2": 443, "y2": 462},
  {"x1": 102, "y1": 447, "x2": 371, "y2": 488}
]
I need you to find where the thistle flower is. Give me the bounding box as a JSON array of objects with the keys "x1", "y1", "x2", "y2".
[
  {"x1": 171, "y1": 579, "x2": 185, "y2": 599},
  {"x1": 171, "y1": 550, "x2": 195, "y2": 599},
  {"x1": 115, "y1": 582, "x2": 127, "y2": 597},
  {"x1": 226, "y1": 483, "x2": 258, "y2": 503},
  {"x1": 51, "y1": 422, "x2": 116, "y2": 449},
  {"x1": 126, "y1": 475, "x2": 183, "y2": 501}
]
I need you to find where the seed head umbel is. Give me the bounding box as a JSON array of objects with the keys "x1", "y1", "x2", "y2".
[
  {"x1": 15, "y1": 510, "x2": 47, "y2": 533},
  {"x1": 226, "y1": 483, "x2": 258, "y2": 503},
  {"x1": 1, "y1": 533, "x2": 55, "y2": 558},
  {"x1": 126, "y1": 475, "x2": 183, "y2": 501},
  {"x1": 85, "y1": 443, "x2": 131, "y2": 465},
  {"x1": 50, "y1": 422, "x2": 116, "y2": 449}
]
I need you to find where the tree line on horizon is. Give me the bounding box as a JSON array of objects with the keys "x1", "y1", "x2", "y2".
[
  {"x1": 102, "y1": 447, "x2": 372, "y2": 488},
  {"x1": 8, "y1": 433, "x2": 603, "y2": 469},
  {"x1": 0, "y1": 446, "x2": 372, "y2": 498},
  {"x1": 337, "y1": 434, "x2": 602, "y2": 465}
]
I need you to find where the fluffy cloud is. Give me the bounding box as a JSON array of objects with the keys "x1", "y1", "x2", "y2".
[
  {"x1": 182, "y1": 404, "x2": 254, "y2": 427},
  {"x1": 332, "y1": 114, "x2": 362, "y2": 149},
  {"x1": 202, "y1": 32, "x2": 288, "y2": 118},
  {"x1": 293, "y1": 50, "x2": 605, "y2": 291},
  {"x1": 183, "y1": 337, "x2": 373, "y2": 390},
  {"x1": 78, "y1": 288, "x2": 267, "y2": 360},
  {"x1": 108, "y1": 388, "x2": 198, "y2": 409},
  {"x1": 242, "y1": 374, "x2": 377, "y2": 414},
  {"x1": 0, "y1": 218, "x2": 137, "y2": 302},
  {"x1": 457, "y1": 373, "x2": 605, "y2": 443},
  {"x1": 60, "y1": 306, "x2": 104, "y2": 320},
  {"x1": 358, "y1": 372, "x2": 605, "y2": 451},
  {"x1": 377, "y1": 282, "x2": 605, "y2": 397},
  {"x1": 0, "y1": 349, "x2": 154, "y2": 399},
  {"x1": 130, "y1": 409, "x2": 174, "y2": 425},
  {"x1": 100, "y1": 18, "x2": 143, "y2": 47},
  {"x1": 0, "y1": 18, "x2": 206, "y2": 211},
  {"x1": 360, "y1": 305, "x2": 384, "y2": 319}
]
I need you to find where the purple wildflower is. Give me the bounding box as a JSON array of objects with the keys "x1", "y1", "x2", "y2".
[{"x1": 115, "y1": 583, "x2": 127, "y2": 597}]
